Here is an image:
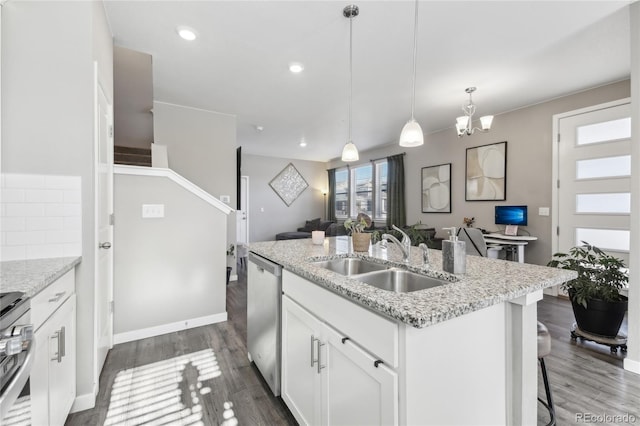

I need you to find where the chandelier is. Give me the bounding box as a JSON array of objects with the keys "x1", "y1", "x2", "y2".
[{"x1": 455, "y1": 87, "x2": 494, "y2": 137}]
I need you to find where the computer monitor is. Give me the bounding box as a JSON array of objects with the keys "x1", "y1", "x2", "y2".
[{"x1": 495, "y1": 205, "x2": 527, "y2": 226}]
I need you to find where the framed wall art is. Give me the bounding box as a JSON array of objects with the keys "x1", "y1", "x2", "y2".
[
  {"x1": 269, "y1": 163, "x2": 308, "y2": 206},
  {"x1": 421, "y1": 163, "x2": 451, "y2": 213},
  {"x1": 465, "y1": 141, "x2": 507, "y2": 201}
]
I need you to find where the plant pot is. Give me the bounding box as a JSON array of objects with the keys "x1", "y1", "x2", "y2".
[
  {"x1": 569, "y1": 290, "x2": 628, "y2": 337},
  {"x1": 352, "y1": 233, "x2": 371, "y2": 252},
  {"x1": 226, "y1": 266, "x2": 232, "y2": 285}
]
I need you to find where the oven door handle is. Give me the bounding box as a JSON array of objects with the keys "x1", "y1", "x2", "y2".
[{"x1": 0, "y1": 339, "x2": 35, "y2": 422}]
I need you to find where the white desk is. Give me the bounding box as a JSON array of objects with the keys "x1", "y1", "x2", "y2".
[{"x1": 483, "y1": 233, "x2": 537, "y2": 263}]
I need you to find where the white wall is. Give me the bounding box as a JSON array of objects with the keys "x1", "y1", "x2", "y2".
[
  {"x1": 329, "y1": 80, "x2": 630, "y2": 267},
  {"x1": 1, "y1": 0, "x2": 113, "y2": 405},
  {"x1": 113, "y1": 173, "x2": 227, "y2": 339},
  {"x1": 243, "y1": 154, "x2": 326, "y2": 242},
  {"x1": 152, "y1": 101, "x2": 237, "y2": 270}
]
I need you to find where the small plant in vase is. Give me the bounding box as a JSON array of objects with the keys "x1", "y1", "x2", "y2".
[
  {"x1": 463, "y1": 217, "x2": 475, "y2": 227},
  {"x1": 344, "y1": 214, "x2": 371, "y2": 252},
  {"x1": 548, "y1": 241, "x2": 628, "y2": 338}
]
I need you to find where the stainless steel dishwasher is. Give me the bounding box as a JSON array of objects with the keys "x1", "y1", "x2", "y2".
[{"x1": 247, "y1": 252, "x2": 282, "y2": 396}]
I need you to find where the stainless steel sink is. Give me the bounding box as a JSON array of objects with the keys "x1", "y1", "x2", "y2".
[
  {"x1": 312, "y1": 258, "x2": 390, "y2": 275},
  {"x1": 352, "y1": 269, "x2": 447, "y2": 293}
]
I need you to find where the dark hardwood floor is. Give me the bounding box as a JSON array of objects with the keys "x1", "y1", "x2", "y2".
[
  {"x1": 65, "y1": 264, "x2": 296, "y2": 426},
  {"x1": 67, "y1": 266, "x2": 639, "y2": 426},
  {"x1": 536, "y1": 295, "x2": 639, "y2": 425}
]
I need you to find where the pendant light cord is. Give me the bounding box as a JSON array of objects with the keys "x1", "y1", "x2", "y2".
[
  {"x1": 410, "y1": 0, "x2": 419, "y2": 120},
  {"x1": 349, "y1": 13, "x2": 353, "y2": 143}
]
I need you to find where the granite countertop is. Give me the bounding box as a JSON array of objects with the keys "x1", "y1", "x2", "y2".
[
  {"x1": 1, "y1": 257, "x2": 81, "y2": 298},
  {"x1": 249, "y1": 237, "x2": 576, "y2": 329}
]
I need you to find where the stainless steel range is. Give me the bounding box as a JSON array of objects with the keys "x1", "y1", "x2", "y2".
[{"x1": 0, "y1": 292, "x2": 34, "y2": 422}]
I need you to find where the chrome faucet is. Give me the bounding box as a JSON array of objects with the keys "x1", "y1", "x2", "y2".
[
  {"x1": 382, "y1": 225, "x2": 412, "y2": 263},
  {"x1": 418, "y1": 243, "x2": 430, "y2": 269}
]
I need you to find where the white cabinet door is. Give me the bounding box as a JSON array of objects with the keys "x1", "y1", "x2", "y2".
[
  {"x1": 322, "y1": 322, "x2": 398, "y2": 426},
  {"x1": 281, "y1": 296, "x2": 322, "y2": 426},
  {"x1": 282, "y1": 295, "x2": 398, "y2": 426},
  {"x1": 30, "y1": 294, "x2": 76, "y2": 426},
  {"x1": 48, "y1": 294, "x2": 76, "y2": 426},
  {"x1": 31, "y1": 322, "x2": 52, "y2": 426}
]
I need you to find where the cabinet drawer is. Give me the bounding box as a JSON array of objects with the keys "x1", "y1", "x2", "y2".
[
  {"x1": 283, "y1": 270, "x2": 399, "y2": 367},
  {"x1": 31, "y1": 269, "x2": 75, "y2": 331}
]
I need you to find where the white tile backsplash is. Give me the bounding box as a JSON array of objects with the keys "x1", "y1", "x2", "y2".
[
  {"x1": 45, "y1": 175, "x2": 81, "y2": 189},
  {"x1": 1, "y1": 173, "x2": 82, "y2": 261},
  {"x1": 4, "y1": 174, "x2": 46, "y2": 189},
  {"x1": 5, "y1": 203, "x2": 45, "y2": 217},
  {"x1": 1, "y1": 189, "x2": 26, "y2": 203},
  {"x1": 25, "y1": 189, "x2": 64, "y2": 203}
]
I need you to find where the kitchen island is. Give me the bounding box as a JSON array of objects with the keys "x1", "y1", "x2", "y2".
[{"x1": 250, "y1": 236, "x2": 576, "y2": 426}]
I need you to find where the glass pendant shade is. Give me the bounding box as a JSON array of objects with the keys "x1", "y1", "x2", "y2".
[
  {"x1": 480, "y1": 115, "x2": 494, "y2": 130},
  {"x1": 341, "y1": 141, "x2": 359, "y2": 162},
  {"x1": 399, "y1": 119, "x2": 424, "y2": 147},
  {"x1": 456, "y1": 116, "x2": 468, "y2": 135}
]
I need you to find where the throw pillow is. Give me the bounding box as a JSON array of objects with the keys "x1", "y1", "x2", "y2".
[
  {"x1": 303, "y1": 217, "x2": 321, "y2": 232},
  {"x1": 318, "y1": 221, "x2": 334, "y2": 232}
]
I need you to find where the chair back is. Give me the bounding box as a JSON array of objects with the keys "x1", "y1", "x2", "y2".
[{"x1": 456, "y1": 227, "x2": 487, "y2": 257}]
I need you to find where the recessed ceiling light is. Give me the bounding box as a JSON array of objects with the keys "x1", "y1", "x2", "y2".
[
  {"x1": 177, "y1": 26, "x2": 197, "y2": 41},
  {"x1": 289, "y1": 63, "x2": 304, "y2": 73},
  {"x1": 299, "y1": 141, "x2": 307, "y2": 147}
]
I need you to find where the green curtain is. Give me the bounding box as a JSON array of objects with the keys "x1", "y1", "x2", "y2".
[
  {"x1": 386, "y1": 154, "x2": 406, "y2": 228},
  {"x1": 327, "y1": 168, "x2": 336, "y2": 222}
]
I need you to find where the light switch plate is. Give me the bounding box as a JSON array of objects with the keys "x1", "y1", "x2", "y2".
[
  {"x1": 142, "y1": 204, "x2": 165, "y2": 218},
  {"x1": 538, "y1": 207, "x2": 550, "y2": 216},
  {"x1": 220, "y1": 195, "x2": 231, "y2": 203}
]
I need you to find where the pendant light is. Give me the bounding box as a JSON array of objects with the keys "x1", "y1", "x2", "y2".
[
  {"x1": 341, "y1": 5, "x2": 359, "y2": 162},
  {"x1": 399, "y1": 0, "x2": 424, "y2": 147}
]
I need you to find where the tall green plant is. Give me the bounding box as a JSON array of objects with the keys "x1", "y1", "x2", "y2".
[{"x1": 548, "y1": 242, "x2": 628, "y2": 308}]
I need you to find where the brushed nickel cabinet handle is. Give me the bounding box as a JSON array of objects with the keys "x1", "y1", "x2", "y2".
[{"x1": 48, "y1": 292, "x2": 66, "y2": 303}]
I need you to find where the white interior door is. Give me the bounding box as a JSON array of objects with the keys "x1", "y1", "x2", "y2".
[
  {"x1": 95, "y1": 66, "x2": 114, "y2": 382},
  {"x1": 556, "y1": 100, "x2": 631, "y2": 269},
  {"x1": 236, "y1": 175, "x2": 249, "y2": 244}
]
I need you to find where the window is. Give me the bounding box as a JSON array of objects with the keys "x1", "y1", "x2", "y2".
[{"x1": 334, "y1": 160, "x2": 387, "y2": 221}]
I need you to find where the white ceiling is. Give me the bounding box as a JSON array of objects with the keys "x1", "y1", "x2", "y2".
[{"x1": 103, "y1": 1, "x2": 631, "y2": 162}]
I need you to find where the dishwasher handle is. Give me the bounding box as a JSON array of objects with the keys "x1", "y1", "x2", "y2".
[{"x1": 249, "y1": 253, "x2": 282, "y2": 277}]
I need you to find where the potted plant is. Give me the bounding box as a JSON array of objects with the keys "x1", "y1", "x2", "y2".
[
  {"x1": 226, "y1": 244, "x2": 235, "y2": 285},
  {"x1": 548, "y1": 242, "x2": 628, "y2": 337},
  {"x1": 344, "y1": 214, "x2": 371, "y2": 252}
]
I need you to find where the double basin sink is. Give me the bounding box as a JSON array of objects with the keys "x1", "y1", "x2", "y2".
[{"x1": 312, "y1": 257, "x2": 448, "y2": 293}]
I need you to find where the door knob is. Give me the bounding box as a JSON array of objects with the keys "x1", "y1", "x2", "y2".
[{"x1": 99, "y1": 242, "x2": 112, "y2": 249}]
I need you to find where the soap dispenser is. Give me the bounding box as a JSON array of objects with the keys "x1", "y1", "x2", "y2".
[{"x1": 442, "y1": 227, "x2": 466, "y2": 274}]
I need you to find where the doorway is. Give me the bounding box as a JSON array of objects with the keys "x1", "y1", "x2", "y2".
[
  {"x1": 236, "y1": 176, "x2": 249, "y2": 265},
  {"x1": 552, "y1": 99, "x2": 631, "y2": 294}
]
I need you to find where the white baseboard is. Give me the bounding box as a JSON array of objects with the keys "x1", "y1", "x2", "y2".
[
  {"x1": 114, "y1": 312, "x2": 228, "y2": 345},
  {"x1": 624, "y1": 357, "x2": 640, "y2": 374},
  {"x1": 71, "y1": 383, "x2": 98, "y2": 413}
]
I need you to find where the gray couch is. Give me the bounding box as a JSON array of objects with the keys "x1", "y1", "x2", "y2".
[{"x1": 275, "y1": 219, "x2": 342, "y2": 241}]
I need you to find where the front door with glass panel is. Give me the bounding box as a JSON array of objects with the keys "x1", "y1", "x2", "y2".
[{"x1": 557, "y1": 100, "x2": 631, "y2": 270}]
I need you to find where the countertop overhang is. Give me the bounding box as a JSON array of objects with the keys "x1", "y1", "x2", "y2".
[
  {"x1": 249, "y1": 237, "x2": 576, "y2": 328},
  {"x1": 1, "y1": 257, "x2": 81, "y2": 298}
]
